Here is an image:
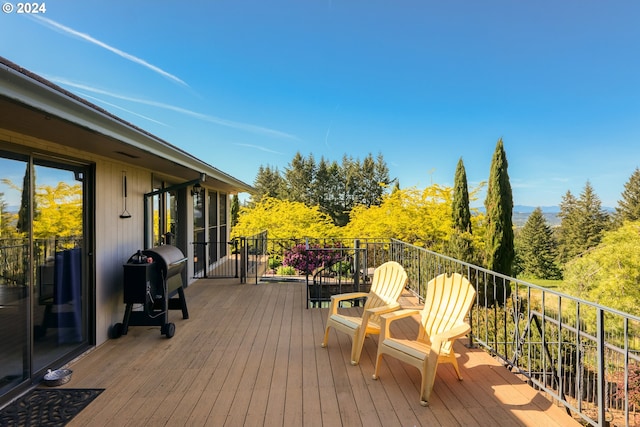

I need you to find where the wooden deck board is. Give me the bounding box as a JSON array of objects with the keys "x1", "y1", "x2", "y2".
[{"x1": 51, "y1": 278, "x2": 580, "y2": 427}]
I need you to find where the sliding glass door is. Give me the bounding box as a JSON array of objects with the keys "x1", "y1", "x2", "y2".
[
  {"x1": 32, "y1": 161, "x2": 87, "y2": 373},
  {"x1": 0, "y1": 150, "x2": 91, "y2": 397},
  {"x1": 0, "y1": 153, "x2": 30, "y2": 395}
]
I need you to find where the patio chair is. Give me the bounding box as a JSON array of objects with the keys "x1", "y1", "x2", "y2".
[
  {"x1": 321, "y1": 261, "x2": 408, "y2": 365},
  {"x1": 372, "y1": 272, "x2": 476, "y2": 406}
]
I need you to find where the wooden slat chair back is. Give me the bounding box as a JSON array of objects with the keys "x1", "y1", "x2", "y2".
[
  {"x1": 372, "y1": 272, "x2": 476, "y2": 406},
  {"x1": 321, "y1": 261, "x2": 408, "y2": 365}
]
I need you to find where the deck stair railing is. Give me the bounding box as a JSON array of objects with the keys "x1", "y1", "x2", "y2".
[{"x1": 305, "y1": 245, "x2": 371, "y2": 308}]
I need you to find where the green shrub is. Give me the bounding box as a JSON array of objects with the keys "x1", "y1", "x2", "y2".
[
  {"x1": 268, "y1": 255, "x2": 282, "y2": 270},
  {"x1": 276, "y1": 266, "x2": 296, "y2": 276},
  {"x1": 330, "y1": 260, "x2": 352, "y2": 276}
]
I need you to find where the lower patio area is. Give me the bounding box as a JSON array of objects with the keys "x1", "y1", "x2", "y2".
[{"x1": 61, "y1": 277, "x2": 579, "y2": 426}]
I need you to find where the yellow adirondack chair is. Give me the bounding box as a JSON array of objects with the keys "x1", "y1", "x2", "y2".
[
  {"x1": 372, "y1": 272, "x2": 476, "y2": 406},
  {"x1": 321, "y1": 261, "x2": 408, "y2": 365}
]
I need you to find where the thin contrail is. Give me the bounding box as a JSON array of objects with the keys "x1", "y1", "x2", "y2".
[
  {"x1": 51, "y1": 77, "x2": 299, "y2": 140},
  {"x1": 325, "y1": 120, "x2": 332, "y2": 148},
  {"x1": 325, "y1": 105, "x2": 340, "y2": 147},
  {"x1": 31, "y1": 15, "x2": 188, "y2": 87},
  {"x1": 234, "y1": 143, "x2": 284, "y2": 155},
  {"x1": 78, "y1": 92, "x2": 169, "y2": 127}
]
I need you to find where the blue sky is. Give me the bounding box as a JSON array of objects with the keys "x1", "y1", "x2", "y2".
[{"x1": 1, "y1": 0, "x2": 639, "y2": 208}]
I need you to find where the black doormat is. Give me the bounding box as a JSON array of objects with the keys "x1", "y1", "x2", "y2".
[{"x1": 0, "y1": 388, "x2": 104, "y2": 427}]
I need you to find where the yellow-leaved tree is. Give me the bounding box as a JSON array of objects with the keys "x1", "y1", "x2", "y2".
[
  {"x1": 344, "y1": 185, "x2": 453, "y2": 251},
  {"x1": 33, "y1": 182, "x2": 83, "y2": 239},
  {"x1": 231, "y1": 196, "x2": 339, "y2": 240},
  {"x1": 1, "y1": 178, "x2": 82, "y2": 240}
]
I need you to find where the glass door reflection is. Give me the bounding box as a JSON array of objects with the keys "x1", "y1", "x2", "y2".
[
  {"x1": 0, "y1": 154, "x2": 30, "y2": 395},
  {"x1": 32, "y1": 162, "x2": 86, "y2": 373}
]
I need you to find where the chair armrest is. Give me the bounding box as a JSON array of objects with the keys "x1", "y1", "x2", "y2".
[
  {"x1": 379, "y1": 309, "x2": 421, "y2": 341},
  {"x1": 380, "y1": 308, "x2": 421, "y2": 321},
  {"x1": 361, "y1": 302, "x2": 401, "y2": 325},
  {"x1": 399, "y1": 305, "x2": 423, "y2": 310},
  {"x1": 431, "y1": 323, "x2": 471, "y2": 346},
  {"x1": 331, "y1": 292, "x2": 369, "y2": 302},
  {"x1": 328, "y1": 292, "x2": 369, "y2": 315},
  {"x1": 366, "y1": 302, "x2": 401, "y2": 315}
]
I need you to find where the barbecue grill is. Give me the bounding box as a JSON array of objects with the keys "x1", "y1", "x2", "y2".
[{"x1": 112, "y1": 245, "x2": 189, "y2": 338}]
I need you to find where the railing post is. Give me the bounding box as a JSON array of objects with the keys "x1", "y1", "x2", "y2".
[
  {"x1": 354, "y1": 239, "x2": 360, "y2": 292},
  {"x1": 239, "y1": 237, "x2": 246, "y2": 284},
  {"x1": 597, "y1": 308, "x2": 606, "y2": 427},
  {"x1": 234, "y1": 239, "x2": 239, "y2": 278}
]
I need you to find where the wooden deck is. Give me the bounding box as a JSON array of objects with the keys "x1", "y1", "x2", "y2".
[{"x1": 60, "y1": 278, "x2": 579, "y2": 426}]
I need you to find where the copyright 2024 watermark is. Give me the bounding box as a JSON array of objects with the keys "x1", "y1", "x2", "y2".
[{"x1": 2, "y1": 2, "x2": 47, "y2": 14}]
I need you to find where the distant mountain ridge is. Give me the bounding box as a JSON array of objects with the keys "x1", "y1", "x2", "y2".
[
  {"x1": 510, "y1": 205, "x2": 614, "y2": 227},
  {"x1": 513, "y1": 205, "x2": 560, "y2": 213}
]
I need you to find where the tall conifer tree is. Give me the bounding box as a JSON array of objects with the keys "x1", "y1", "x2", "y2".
[
  {"x1": 230, "y1": 194, "x2": 240, "y2": 228},
  {"x1": 616, "y1": 167, "x2": 640, "y2": 222},
  {"x1": 251, "y1": 165, "x2": 285, "y2": 204},
  {"x1": 284, "y1": 152, "x2": 316, "y2": 205},
  {"x1": 452, "y1": 158, "x2": 471, "y2": 233},
  {"x1": 576, "y1": 181, "x2": 609, "y2": 250},
  {"x1": 557, "y1": 182, "x2": 610, "y2": 264},
  {"x1": 484, "y1": 138, "x2": 514, "y2": 305},
  {"x1": 516, "y1": 207, "x2": 561, "y2": 279},
  {"x1": 448, "y1": 158, "x2": 474, "y2": 263},
  {"x1": 556, "y1": 190, "x2": 579, "y2": 264}
]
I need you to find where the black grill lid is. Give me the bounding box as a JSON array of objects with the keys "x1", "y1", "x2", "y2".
[{"x1": 142, "y1": 245, "x2": 187, "y2": 278}]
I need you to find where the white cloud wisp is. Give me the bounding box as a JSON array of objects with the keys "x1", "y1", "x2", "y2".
[{"x1": 31, "y1": 16, "x2": 188, "y2": 87}]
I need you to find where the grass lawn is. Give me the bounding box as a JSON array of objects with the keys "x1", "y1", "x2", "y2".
[{"x1": 524, "y1": 278, "x2": 563, "y2": 290}]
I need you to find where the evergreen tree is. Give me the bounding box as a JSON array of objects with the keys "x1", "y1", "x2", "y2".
[
  {"x1": 484, "y1": 138, "x2": 514, "y2": 305},
  {"x1": 230, "y1": 194, "x2": 240, "y2": 228},
  {"x1": 340, "y1": 154, "x2": 358, "y2": 215},
  {"x1": 16, "y1": 165, "x2": 33, "y2": 234},
  {"x1": 515, "y1": 207, "x2": 561, "y2": 279},
  {"x1": 312, "y1": 157, "x2": 331, "y2": 208},
  {"x1": 314, "y1": 158, "x2": 346, "y2": 226},
  {"x1": 557, "y1": 182, "x2": 610, "y2": 264},
  {"x1": 556, "y1": 190, "x2": 579, "y2": 264},
  {"x1": 448, "y1": 158, "x2": 475, "y2": 263},
  {"x1": 616, "y1": 167, "x2": 640, "y2": 222},
  {"x1": 253, "y1": 151, "x2": 393, "y2": 226},
  {"x1": 284, "y1": 152, "x2": 316, "y2": 205},
  {"x1": 452, "y1": 158, "x2": 471, "y2": 234},
  {"x1": 251, "y1": 165, "x2": 284, "y2": 204},
  {"x1": 576, "y1": 181, "x2": 610, "y2": 250},
  {"x1": 358, "y1": 153, "x2": 391, "y2": 208}
]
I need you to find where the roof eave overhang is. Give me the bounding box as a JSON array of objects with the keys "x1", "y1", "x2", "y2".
[{"x1": 0, "y1": 58, "x2": 255, "y2": 194}]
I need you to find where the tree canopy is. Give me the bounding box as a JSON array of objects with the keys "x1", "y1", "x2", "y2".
[
  {"x1": 230, "y1": 196, "x2": 338, "y2": 240},
  {"x1": 616, "y1": 167, "x2": 640, "y2": 222},
  {"x1": 344, "y1": 185, "x2": 453, "y2": 250},
  {"x1": 251, "y1": 151, "x2": 392, "y2": 226},
  {"x1": 1, "y1": 176, "x2": 82, "y2": 240},
  {"x1": 563, "y1": 221, "x2": 640, "y2": 316},
  {"x1": 556, "y1": 182, "x2": 610, "y2": 265}
]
